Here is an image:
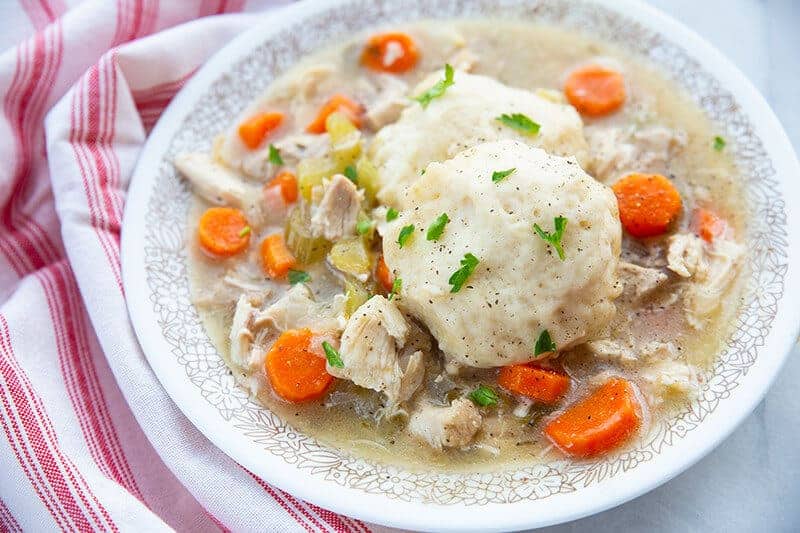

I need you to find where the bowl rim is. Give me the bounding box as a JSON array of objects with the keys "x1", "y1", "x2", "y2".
[{"x1": 121, "y1": 0, "x2": 800, "y2": 530}]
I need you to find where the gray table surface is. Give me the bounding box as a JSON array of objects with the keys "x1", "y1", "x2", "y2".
[{"x1": 538, "y1": 1, "x2": 799, "y2": 531}]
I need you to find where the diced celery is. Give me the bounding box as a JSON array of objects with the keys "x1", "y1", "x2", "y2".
[
  {"x1": 344, "y1": 278, "x2": 371, "y2": 317},
  {"x1": 355, "y1": 156, "x2": 380, "y2": 205},
  {"x1": 284, "y1": 205, "x2": 330, "y2": 264},
  {"x1": 326, "y1": 111, "x2": 358, "y2": 142},
  {"x1": 298, "y1": 156, "x2": 337, "y2": 201},
  {"x1": 327, "y1": 112, "x2": 362, "y2": 172},
  {"x1": 328, "y1": 237, "x2": 371, "y2": 278}
]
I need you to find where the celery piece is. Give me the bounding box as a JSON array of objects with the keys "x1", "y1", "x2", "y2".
[
  {"x1": 298, "y1": 156, "x2": 337, "y2": 201},
  {"x1": 355, "y1": 156, "x2": 380, "y2": 204},
  {"x1": 284, "y1": 205, "x2": 330, "y2": 264},
  {"x1": 328, "y1": 237, "x2": 371, "y2": 278},
  {"x1": 344, "y1": 278, "x2": 371, "y2": 317}
]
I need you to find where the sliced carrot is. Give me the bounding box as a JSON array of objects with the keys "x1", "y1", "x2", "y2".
[
  {"x1": 545, "y1": 378, "x2": 641, "y2": 458},
  {"x1": 197, "y1": 207, "x2": 250, "y2": 257},
  {"x1": 306, "y1": 94, "x2": 363, "y2": 134},
  {"x1": 360, "y1": 32, "x2": 419, "y2": 74},
  {"x1": 375, "y1": 254, "x2": 393, "y2": 292},
  {"x1": 498, "y1": 364, "x2": 570, "y2": 404},
  {"x1": 693, "y1": 208, "x2": 726, "y2": 243},
  {"x1": 612, "y1": 173, "x2": 682, "y2": 238},
  {"x1": 267, "y1": 170, "x2": 298, "y2": 204},
  {"x1": 564, "y1": 65, "x2": 626, "y2": 117},
  {"x1": 260, "y1": 233, "x2": 296, "y2": 278},
  {"x1": 265, "y1": 329, "x2": 333, "y2": 402},
  {"x1": 238, "y1": 111, "x2": 284, "y2": 149}
]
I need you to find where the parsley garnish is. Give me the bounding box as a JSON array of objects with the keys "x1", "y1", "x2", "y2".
[
  {"x1": 469, "y1": 385, "x2": 499, "y2": 407},
  {"x1": 533, "y1": 216, "x2": 568, "y2": 261},
  {"x1": 397, "y1": 224, "x2": 415, "y2": 248},
  {"x1": 386, "y1": 207, "x2": 399, "y2": 222},
  {"x1": 426, "y1": 213, "x2": 450, "y2": 241},
  {"x1": 268, "y1": 144, "x2": 283, "y2": 165},
  {"x1": 492, "y1": 168, "x2": 516, "y2": 183},
  {"x1": 389, "y1": 278, "x2": 402, "y2": 300},
  {"x1": 238, "y1": 226, "x2": 251, "y2": 238},
  {"x1": 713, "y1": 136, "x2": 726, "y2": 152},
  {"x1": 344, "y1": 165, "x2": 358, "y2": 183},
  {"x1": 496, "y1": 113, "x2": 540, "y2": 136},
  {"x1": 356, "y1": 219, "x2": 373, "y2": 235},
  {"x1": 288, "y1": 269, "x2": 311, "y2": 285},
  {"x1": 534, "y1": 329, "x2": 556, "y2": 356},
  {"x1": 414, "y1": 64, "x2": 454, "y2": 108},
  {"x1": 322, "y1": 341, "x2": 344, "y2": 368},
  {"x1": 449, "y1": 253, "x2": 479, "y2": 293}
]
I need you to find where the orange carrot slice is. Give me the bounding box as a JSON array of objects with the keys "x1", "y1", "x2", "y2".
[
  {"x1": 498, "y1": 365, "x2": 570, "y2": 404},
  {"x1": 306, "y1": 94, "x2": 363, "y2": 134},
  {"x1": 360, "y1": 32, "x2": 419, "y2": 74},
  {"x1": 693, "y1": 208, "x2": 726, "y2": 243},
  {"x1": 265, "y1": 329, "x2": 333, "y2": 402},
  {"x1": 260, "y1": 233, "x2": 296, "y2": 278},
  {"x1": 267, "y1": 170, "x2": 298, "y2": 204},
  {"x1": 238, "y1": 111, "x2": 284, "y2": 149},
  {"x1": 564, "y1": 65, "x2": 626, "y2": 117},
  {"x1": 375, "y1": 254, "x2": 393, "y2": 293},
  {"x1": 612, "y1": 173, "x2": 682, "y2": 238},
  {"x1": 545, "y1": 378, "x2": 641, "y2": 457},
  {"x1": 197, "y1": 207, "x2": 250, "y2": 257}
]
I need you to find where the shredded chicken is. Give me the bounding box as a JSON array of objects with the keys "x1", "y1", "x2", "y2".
[
  {"x1": 310, "y1": 174, "x2": 362, "y2": 240},
  {"x1": 667, "y1": 233, "x2": 707, "y2": 278},
  {"x1": 587, "y1": 339, "x2": 676, "y2": 363},
  {"x1": 447, "y1": 48, "x2": 479, "y2": 72},
  {"x1": 325, "y1": 296, "x2": 423, "y2": 414},
  {"x1": 253, "y1": 284, "x2": 346, "y2": 333},
  {"x1": 229, "y1": 295, "x2": 257, "y2": 367},
  {"x1": 272, "y1": 133, "x2": 330, "y2": 165},
  {"x1": 587, "y1": 125, "x2": 687, "y2": 182},
  {"x1": 639, "y1": 359, "x2": 701, "y2": 406},
  {"x1": 408, "y1": 398, "x2": 482, "y2": 450},
  {"x1": 359, "y1": 74, "x2": 410, "y2": 130},
  {"x1": 619, "y1": 261, "x2": 669, "y2": 300},
  {"x1": 685, "y1": 239, "x2": 744, "y2": 328}
]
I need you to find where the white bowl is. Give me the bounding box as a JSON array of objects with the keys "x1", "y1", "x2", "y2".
[{"x1": 121, "y1": 0, "x2": 800, "y2": 530}]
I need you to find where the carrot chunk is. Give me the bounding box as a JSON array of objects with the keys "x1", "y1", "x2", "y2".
[
  {"x1": 265, "y1": 329, "x2": 333, "y2": 402},
  {"x1": 498, "y1": 365, "x2": 570, "y2": 404},
  {"x1": 375, "y1": 254, "x2": 393, "y2": 292},
  {"x1": 238, "y1": 111, "x2": 284, "y2": 149},
  {"x1": 197, "y1": 207, "x2": 250, "y2": 257},
  {"x1": 564, "y1": 65, "x2": 626, "y2": 117},
  {"x1": 267, "y1": 170, "x2": 298, "y2": 204},
  {"x1": 612, "y1": 173, "x2": 682, "y2": 238},
  {"x1": 545, "y1": 378, "x2": 641, "y2": 457},
  {"x1": 360, "y1": 32, "x2": 419, "y2": 74},
  {"x1": 693, "y1": 208, "x2": 726, "y2": 243},
  {"x1": 306, "y1": 94, "x2": 363, "y2": 134},
  {"x1": 260, "y1": 233, "x2": 296, "y2": 278}
]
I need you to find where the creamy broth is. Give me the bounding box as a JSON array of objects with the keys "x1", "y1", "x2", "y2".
[{"x1": 184, "y1": 20, "x2": 748, "y2": 472}]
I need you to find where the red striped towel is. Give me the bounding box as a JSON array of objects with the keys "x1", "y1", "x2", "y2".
[{"x1": 0, "y1": 1, "x2": 375, "y2": 531}]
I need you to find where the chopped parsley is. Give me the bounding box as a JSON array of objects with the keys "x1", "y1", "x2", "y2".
[
  {"x1": 534, "y1": 329, "x2": 556, "y2": 356},
  {"x1": 469, "y1": 384, "x2": 499, "y2": 407},
  {"x1": 713, "y1": 136, "x2": 726, "y2": 152},
  {"x1": 496, "y1": 113, "x2": 540, "y2": 136},
  {"x1": 238, "y1": 226, "x2": 251, "y2": 238},
  {"x1": 389, "y1": 278, "x2": 402, "y2": 300},
  {"x1": 356, "y1": 219, "x2": 374, "y2": 235},
  {"x1": 533, "y1": 216, "x2": 568, "y2": 261},
  {"x1": 322, "y1": 341, "x2": 344, "y2": 368},
  {"x1": 386, "y1": 207, "x2": 399, "y2": 222},
  {"x1": 420, "y1": 168, "x2": 426, "y2": 175},
  {"x1": 287, "y1": 269, "x2": 311, "y2": 285},
  {"x1": 268, "y1": 144, "x2": 283, "y2": 165},
  {"x1": 426, "y1": 213, "x2": 450, "y2": 241},
  {"x1": 492, "y1": 167, "x2": 516, "y2": 183},
  {"x1": 343, "y1": 164, "x2": 358, "y2": 183},
  {"x1": 397, "y1": 224, "x2": 415, "y2": 248},
  {"x1": 413, "y1": 63, "x2": 455, "y2": 108},
  {"x1": 448, "y1": 253, "x2": 479, "y2": 293}
]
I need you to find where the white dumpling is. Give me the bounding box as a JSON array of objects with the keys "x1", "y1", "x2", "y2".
[
  {"x1": 381, "y1": 140, "x2": 621, "y2": 368},
  {"x1": 368, "y1": 70, "x2": 589, "y2": 207}
]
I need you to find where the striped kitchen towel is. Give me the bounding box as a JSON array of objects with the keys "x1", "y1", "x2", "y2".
[{"x1": 0, "y1": 1, "x2": 375, "y2": 531}]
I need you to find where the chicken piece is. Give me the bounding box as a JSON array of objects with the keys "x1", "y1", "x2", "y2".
[
  {"x1": 229, "y1": 295, "x2": 257, "y2": 368},
  {"x1": 325, "y1": 296, "x2": 424, "y2": 413},
  {"x1": 272, "y1": 133, "x2": 330, "y2": 165},
  {"x1": 666, "y1": 233, "x2": 707, "y2": 278},
  {"x1": 586, "y1": 339, "x2": 676, "y2": 363},
  {"x1": 638, "y1": 359, "x2": 701, "y2": 406},
  {"x1": 359, "y1": 74, "x2": 410, "y2": 130},
  {"x1": 619, "y1": 261, "x2": 668, "y2": 300},
  {"x1": 310, "y1": 174, "x2": 362, "y2": 241},
  {"x1": 408, "y1": 398, "x2": 482, "y2": 450},
  {"x1": 587, "y1": 125, "x2": 687, "y2": 182},
  {"x1": 253, "y1": 284, "x2": 346, "y2": 334},
  {"x1": 174, "y1": 152, "x2": 262, "y2": 221},
  {"x1": 447, "y1": 48, "x2": 479, "y2": 72},
  {"x1": 685, "y1": 239, "x2": 744, "y2": 328}
]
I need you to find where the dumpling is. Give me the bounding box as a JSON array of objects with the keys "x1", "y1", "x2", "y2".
[
  {"x1": 368, "y1": 70, "x2": 589, "y2": 207},
  {"x1": 381, "y1": 140, "x2": 621, "y2": 368}
]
